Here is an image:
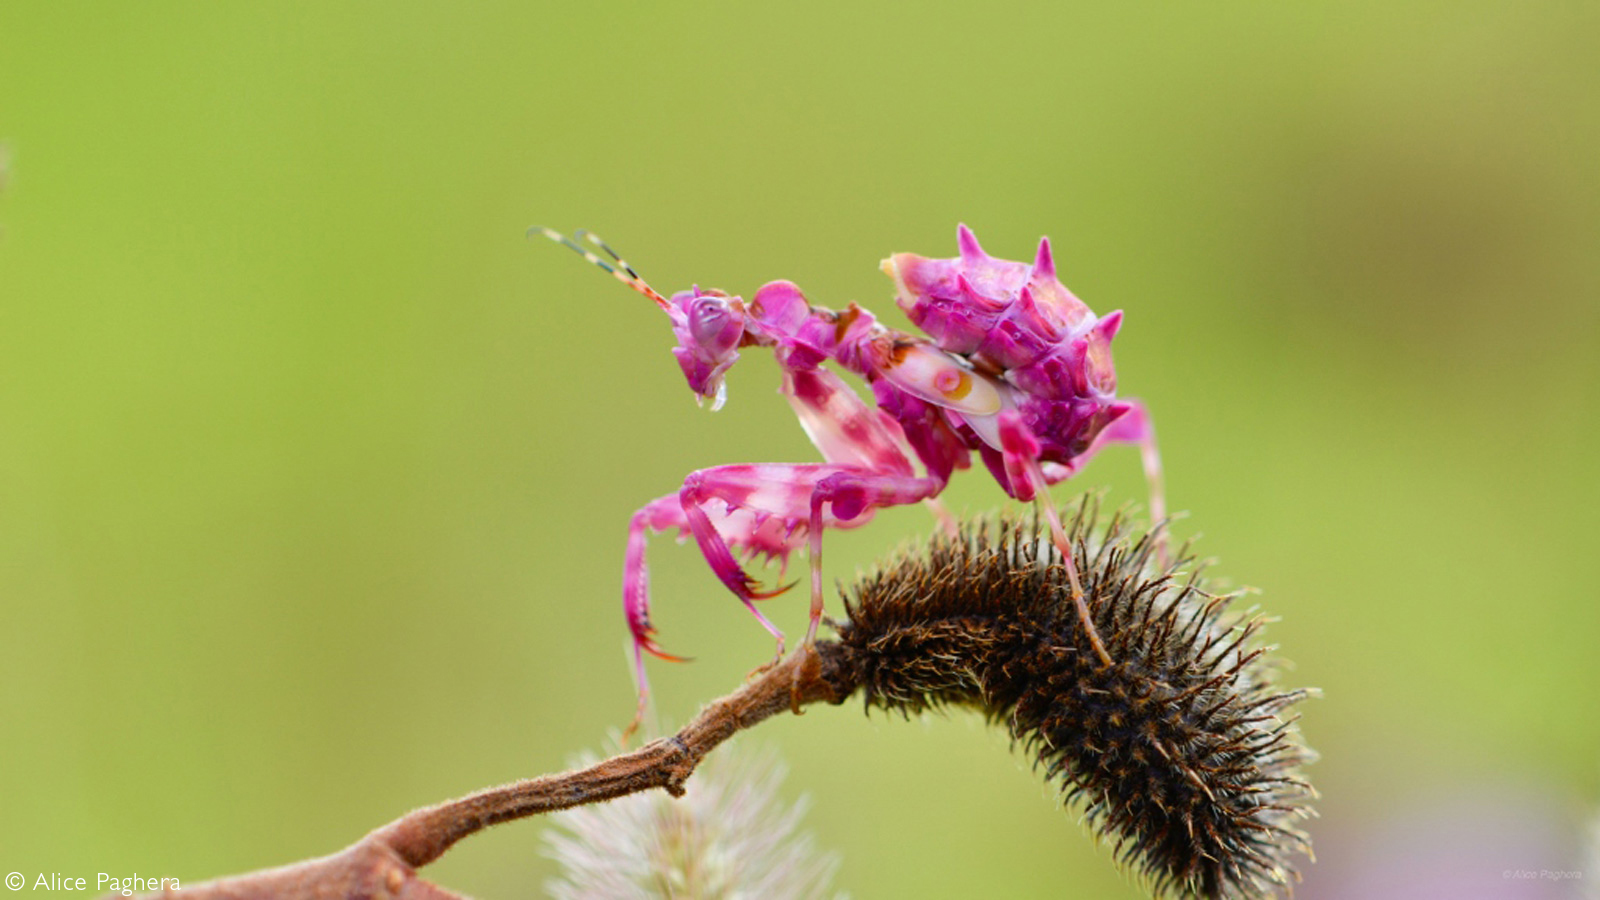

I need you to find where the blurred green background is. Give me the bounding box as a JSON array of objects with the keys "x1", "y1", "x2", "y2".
[{"x1": 2, "y1": 3, "x2": 1596, "y2": 897}]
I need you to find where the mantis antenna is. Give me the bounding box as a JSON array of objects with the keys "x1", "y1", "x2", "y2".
[{"x1": 531, "y1": 226, "x2": 670, "y2": 309}]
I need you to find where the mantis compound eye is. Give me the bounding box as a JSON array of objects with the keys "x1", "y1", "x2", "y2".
[{"x1": 689, "y1": 295, "x2": 743, "y2": 355}]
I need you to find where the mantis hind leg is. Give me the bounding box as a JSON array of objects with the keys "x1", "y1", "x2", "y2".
[
  {"x1": 1039, "y1": 399, "x2": 1169, "y2": 570},
  {"x1": 997, "y1": 411, "x2": 1114, "y2": 667},
  {"x1": 1091, "y1": 400, "x2": 1167, "y2": 568},
  {"x1": 924, "y1": 496, "x2": 959, "y2": 538}
]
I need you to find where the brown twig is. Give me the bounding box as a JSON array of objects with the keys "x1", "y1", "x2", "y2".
[
  {"x1": 130, "y1": 643, "x2": 855, "y2": 900},
  {"x1": 118, "y1": 509, "x2": 1318, "y2": 899}
]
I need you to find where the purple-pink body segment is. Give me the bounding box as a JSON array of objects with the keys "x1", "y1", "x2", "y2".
[{"x1": 589, "y1": 224, "x2": 1163, "y2": 709}]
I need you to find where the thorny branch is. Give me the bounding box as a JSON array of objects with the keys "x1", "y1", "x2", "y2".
[{"x1": 132, "y1": 644, "x2": 855, "y2": 900}]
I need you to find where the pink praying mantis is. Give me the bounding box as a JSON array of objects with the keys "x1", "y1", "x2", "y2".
[{"x1": 535, "y1": 224, "x2": 1166, "y2": 730}]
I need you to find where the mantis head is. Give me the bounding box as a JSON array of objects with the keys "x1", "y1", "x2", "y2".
[
  {"x1": 667, "y1": 287, "x2": 747, "y2": 411},
  {"x1": 534, "y1": 227, "x2": 748, "y2": 411}
]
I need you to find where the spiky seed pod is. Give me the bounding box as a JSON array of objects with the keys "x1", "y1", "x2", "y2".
[{"x1": 829, "y1": 504, "x2": 1317, "y2": 899}]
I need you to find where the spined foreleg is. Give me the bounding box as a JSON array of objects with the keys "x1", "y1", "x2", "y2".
[
  {"x1": 619, "y1": 493, "x2": 700, "y2": 737},
  {"x1": 620, "y1": 484, "x2": 819, "y2": 738},
  {"x1": 679, "y1": 463, "x2": 943, "y2": 653}
]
